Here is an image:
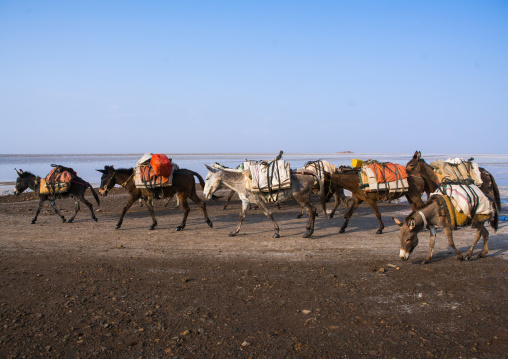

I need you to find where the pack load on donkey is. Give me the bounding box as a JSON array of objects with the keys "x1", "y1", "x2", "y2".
[
  {"x1": 242, "y1": 159, "x2": 291, "y2": 202},
  {"x1": 40, "y1": 164, "x2": 77, "y2": 195},
  {"x1": 429, "y1": 158, "x2": 483, "y2": 186},
  {"x1": 354, "y1": 160, "x2": 409, "y2": 193},
  {"x1": 134, "y1": 153, "x2": 174, "y2": 189},
  {"x1": 431, "y1": 182, "x2": 495, "y2": 228}
]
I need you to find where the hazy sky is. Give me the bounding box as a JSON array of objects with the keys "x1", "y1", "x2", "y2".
[{"x1": 1, "y1": 1, "x2": 507, "y2": 154}]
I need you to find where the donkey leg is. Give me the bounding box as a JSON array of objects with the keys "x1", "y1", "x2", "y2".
[
  {"x1": 424, "y1": 227, "x2": 437, "y2": 263},
  {"x1": 364, "y1": 199, "x2": 385, "y2": 234},
  {"x1": 78, "y1": 194, "x2": 98, "y2": 223},
  {"x1": 301, "y1": 201, "x2": 317, "y2": 238},
  {"x1": 328, "y1": 192, "x2": 341, "y2": 219},
  {"x1": 256, "y1": 201, "x2": 280, "y2": 238},
  {"x1": 223, "y1": 190, "x2": 235, "y2": 210},
  {"x1": 297, "y1": 206, "x2": 304, "y2": 219},
  {"x1": 163, "y1": 194, "x2": 174, "y2": 207},
  {"x1": 444, "y1": 226, "x2": 463, "y2": 261},
  {"x1": 116, "y1": 196, "x2": 138, "y2": 229},
  {"x1": 339, "y1": 197, "x2": 363, "y2": 233},
  {"x1": 189, "y1": 191, "x2": 213, "y2": 228},
  {"x1": 66, "y1": 200, "x2": 80, "y2": 223},
  {"x1": 466, "y1": 224, "x2": 489, "y2": 259},
  {"x1": 143, "y1": 198, "x2": 158, "y2": 230},
  {"x1": 31, "y1": 199, "x2": 45, "y2": 224},
  {"x1": 230, "y1": 200, "x2": 249, "y2": 237},
  {"x1": 50, "y1": 200, "x2": 66, "y2": 223},
  {"x1": 176, "y1": 193, "x2": 190, "y2": 231},
  {"x1": 478, "y1": 225, "x2": 489, "y2": 258}
]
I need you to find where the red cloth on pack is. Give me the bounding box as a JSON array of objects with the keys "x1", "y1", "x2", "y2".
[
  {"x1": 45, "y1": 167, "x2": 75, "y2": 183},
  {"x1": 367, "y1": 163, "x2": 408, "y2": 183},
  {"x1": 137, "y1": 166, "x2": 172, "y2": 185}
]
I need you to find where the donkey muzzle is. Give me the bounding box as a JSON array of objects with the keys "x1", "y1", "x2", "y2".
[{"x1": 400, "y1": 249, "x2": 410, "y2": 261}]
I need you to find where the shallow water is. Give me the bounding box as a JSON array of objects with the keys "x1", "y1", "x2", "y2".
[{"x1": 1, "y1": 153, "x2": 507, "y2": 204}]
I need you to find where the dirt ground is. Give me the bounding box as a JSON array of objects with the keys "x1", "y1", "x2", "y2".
[{"x1": 0, "y1": 187, "x2": 507, "y2": 358}]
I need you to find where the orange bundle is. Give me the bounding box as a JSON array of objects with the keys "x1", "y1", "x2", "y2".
[
  {"x1": 367, "y1": 163, "x2": 407, "y2": 183},
  {"x1": 150, "y1": 154, "x2": 173, "y2": 177}
]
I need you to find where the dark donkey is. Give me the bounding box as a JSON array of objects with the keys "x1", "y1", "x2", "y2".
[
  {"x1": 97, "y1": 166, "x2": 213, "y2": 231},
  {"x1": 326, "y1": 165, "x2": 427, "y2": 234},
  {"x1": 406, "y1": 151, "x2": 501, "y2": 212},
  {"x1": 14, "y1": 168, "x2": 100, "y2": 224}
]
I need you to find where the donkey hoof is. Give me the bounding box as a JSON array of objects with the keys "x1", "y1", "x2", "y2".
[
  {"x1": 93, "y1": 217, "x2": 98, "y2": 222},
  {"x1": 149, "y1": 226, "x2": 156, "y2": 230},
  {"x1": 457, "y1": 256, "x2": 464, "y2": 261},
  {"x1": 273, "y1": 233, "x2": 280, "y2": 238},
  {"x1": 329, "y1": 213, "x2": 334, "y2": 219},
  {"x1": 477, "y1": 253, "x2": 485, "y2": 258},
  {"x1": 303, "y1": 233, "x2": 312, "y2": 238},
  {"x1": 222, "y1": 206, "x2": 228, "y2": 210},
  {"x1": 30, "y1": 220, "x2": 36, "y2": 224},
  {"x1": 297, "y1": 214, "x2": 303, "y2": 219},
  {"x1": 376, "y1": 229, "x2": 383, "y2": 234},
  {"x1": 207, "y1": 220, "x2": 213, "y2": 228},
  {"x1": 66, "y1": 219, "x2": 73, "y2": 223},
  {"x1": 115, "y1": 224, "x2": 121, "y2": 229},
  {"x1": 228, "y1": 232, "x2": 237, "y2": 237},
  {"x1": 339, "y1": 228, "x2": 346, "y2": 234},
  {"x1": 61, "y1": 218, "x2": 67, "y2": 223}
]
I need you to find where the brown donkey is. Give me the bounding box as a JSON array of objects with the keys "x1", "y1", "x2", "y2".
[
  {"x1": 326, "y1": 166, "x2": 427, "y2": 234},
  {"x1": 97, "y1": 166, "x2": 213, "y2": 231},
  {"x1": 406, "y1": 151, "x2": 501, "y2": 211},
  {"x1": 393, "y1": 194, "x2": 497, "y2": 263}
]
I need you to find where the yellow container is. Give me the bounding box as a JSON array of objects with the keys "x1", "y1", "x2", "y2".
[{"x1": 351, "y1": 159, "x2": 363, "y2": 168}]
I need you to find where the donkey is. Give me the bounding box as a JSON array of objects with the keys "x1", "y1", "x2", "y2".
[
  {"x1": 14, "y1": 168, "x2": 100, "y2": 224},
  {"x1": 222, "y1": 151, "x2": 284, "y2": 211},
  {"x1": 97, "y1": 166, "x2": 213, "y2": 231},
  {"x1": 406, "y1": 151, "x2": 501, "y2": 211},
  {"x1": 393, "y1": 194, "x2": 497, "y2": 263},
  {"x1": 327, "y1": 165, "x2": 427, "y2": 234},
  {"x1": 203, "y1": 164, "x2": 323, "y2": 238}
]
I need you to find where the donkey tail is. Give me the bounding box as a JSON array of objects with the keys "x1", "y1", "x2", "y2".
[
  {"x1": 176, "y1": 169, "x2": 206, "y2": 190},
  {"x1": 88, "y1": 183, "x2": 100, "y2": 206},
  {"x1": 489, "y1": 173, "x2": 501, "y2": 214}
]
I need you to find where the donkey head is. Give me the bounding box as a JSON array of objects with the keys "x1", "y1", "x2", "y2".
[
  {"x1": 96, "y1": 166, "x2": 116, "y2": 196},
  {"x1": 393, "y1": 216, "x2": 420, "y2": 261},
  {"x1": 203, "y1": 164, "x2": 223, "y2": 200},
  {"x1": 14, "y1": 168, "x2": 31, "y2": 196},
  {"x1": 406, "y1": 151, "x2": 423, "y2": 172}
]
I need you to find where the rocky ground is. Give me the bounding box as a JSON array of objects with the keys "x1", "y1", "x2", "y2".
[{"x1": 0, "y1": 188, "x2": 507, "y2": 358}]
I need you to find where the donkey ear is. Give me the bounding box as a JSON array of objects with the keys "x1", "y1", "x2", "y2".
[
  {"x1": 417, "y1": 151, "x2": 421, "y2": 160},
  {"x1": 15, "y1": 168, "x2": 21, "y2": 176},
  {"x1": 408, "y1": 218, "x2": 416, "y2": 230},
  {"x1": 392, "y1": 217, "x2": 404, "y2": 227},
  {"x1": 96, "y1": 169, "x2": 106, "y2": 174},
  {"x1": 205, "y1": 164, "x2": 215, "y2": 172}
]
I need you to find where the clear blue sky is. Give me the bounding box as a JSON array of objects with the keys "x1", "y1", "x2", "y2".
[{"x1": 1, "y1": 1, "x2": 507, "y2": 154}]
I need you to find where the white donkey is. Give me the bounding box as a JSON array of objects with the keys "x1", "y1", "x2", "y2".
[{"x1": 203, "y1": 164, "x2": 322, "y2": 238}]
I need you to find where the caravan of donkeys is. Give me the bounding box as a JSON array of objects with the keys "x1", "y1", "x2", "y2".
[{"x1": 13, "y1": 151, "x2": 501, "y2": 263}]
